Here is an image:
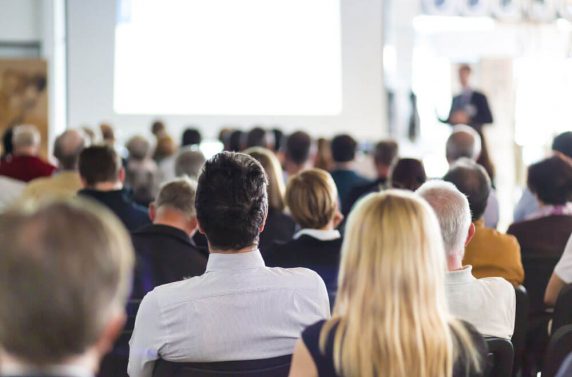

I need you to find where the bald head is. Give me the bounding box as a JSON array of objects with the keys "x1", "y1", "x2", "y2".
[
  {"x1": 54, "y1": 130, "x2": 86, "y2": 171},
  {"x1": 446, "y1": 125, "x2": 481, "y2": 163}
]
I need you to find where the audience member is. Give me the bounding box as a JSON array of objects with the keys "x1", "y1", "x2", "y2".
[
  {"x1": 21, "y1": 129, "x2": 86, "y2": 201},
  {"x1": 447, "y1": 125, "x2": 499, "y2": 228},
  {"x1": 218, "y1": 127, "x2": 233, "y2": 151},
  {"x1": 131, "y1": 177, "x2": 207, "y2": 300},
  {"x1": 228, "y1": 129, "x2": 244, "y2": 152},
  {"x1": 390, "y1": 157, "x2": 427, "y2": 191},
  {"x1": 81, "y1": 126, "x2": 97, "y2": 144},
  {"x1": 329, "y1": 134, "x2": 370, "y2": 209},
  {"x1": 125, "y1": 135, "x2": 158, "y2": 206},
  {"x1": 0, "y1": 124, "x2": 56, "y2": 182},
  {"x1": 314, "y1": 137, "x2": 333, "y2": 171},
  {"x1": 417, "y1": 181, "x2": 515, "y2": 339},
  {"x1": 1, "y1": 126, "x2": 13, "y2": 161},
  {"x1": 0, "y1": 199, "x2": 134, "y2": 377},
  {"x1": 283, "y1": 131, "x2": 313, "y2": 177},
  {"x1": 245, "y1": 127, "x2": 272, "y2": 149},
  {"x1": 266, "y1": 169, "x2": 343, "y2": 301},
  {"x1": 100, "y1": 123, "x2": 128, "y2": 159},
  {"x1": 151, "y1": 120, "x2": 166, "y2": 138},
  {"x1": 245, "y1": 147, "x2": 296, "y2": 254},
  {"x1": 272, "y1": 128, "x2": 284, "y2": 152},
  {"x1": 181, "y1": 127, "x2": 202, "y2": 147},
  {"x1": 153, "y1": 134, "x2": 177, "y2": 163},
  {"x1": 174, "y1": 147, "x2": 206, "y2": 179},
  {"x1": 128, "y1": 152, "x2": 330, "y2": 377},
  {"x1": 289, "y1": 190, "x2": 486, "y2": 377},
  {"x1": 444, "y1": 159, "x2": 524, "y2": 286},
  {"x1": 0, "y1": 176, "x2": 25, "y2": 212},
  {"x1": 345, "y1": 140, "x2": 398, "y2": 214},
  {"x1": 78, "y1": 145, "x2": 150, "y2": 231},
  {"x1": 515, "y1": 131, "x2": 572, "y2": 222}
]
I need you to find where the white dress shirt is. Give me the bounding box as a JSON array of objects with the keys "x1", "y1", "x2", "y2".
[
  {"x1": 445, "y1": 266, "x2": 516, "y2": 339},
  {"x1": 128, "y1": 250, "x2": 330, "y2": 377}
]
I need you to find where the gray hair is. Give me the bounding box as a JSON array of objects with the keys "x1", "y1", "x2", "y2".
[
  {"x1": 446, "y1": 125, "x2": 481, "y2": 162},
  {"x1": 416, "y1": 180, "x2": 471, "y2": 257},
  {"x1": 12, "y1": 124, "x2": 41, "y2": 150},
  {"x1": 53, "y1": 129, "x2": 86, "y2": 170},
  {"x1": 175, "y1": 147, "x2": 206, "y2": 179},
  {"x1": 155, "y1": 177, "x2": 198, "y2": 218},
  {"x1": 126, "y1": 135, "x2": 151, "y2": 161}
]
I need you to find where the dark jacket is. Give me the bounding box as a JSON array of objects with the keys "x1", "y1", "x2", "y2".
[
  {"x1": 78, "y1": 188, "x2": 151, "y2": 232},
  {"x1": 259, "y1": 208, "x2": 296, "y2": 255},
  {"x1": 344, "y1": 177, "x2": 387, "y2": 215},
  {"x1": 448, "y1": 90, "x2": 493, "y2": 127},
  {"x1": 330, "y1": 169, "x2": 371, "y2": 211}
]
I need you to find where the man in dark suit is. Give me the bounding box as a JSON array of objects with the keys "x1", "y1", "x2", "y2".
[
  {"x1": 131, "y1": 177, "x2": 207, "y2": 299},
  {"x1": 78, "y1": 145, "x2": 150, "y2": 232},
  {"x1": 0, "y1": 199, "x2": 134, "y2": 377}
]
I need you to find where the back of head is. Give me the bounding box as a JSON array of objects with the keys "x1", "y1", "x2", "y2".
[
  {"x1": 446, "y1": 125, "x2": 481, "y2": 163},
  {"x1": 54, "y1": 129, "x2": 87, "y2": 171},
  {"x1": 331, "y1": 134, "x2": 357, "y2": 163},
  {"x1": 245, "y1": 147, "x2": 285, "y2": 211},
  {"x1": 443, "y1": 158, "x2": 491, "y2": 222},
  {"x1": 126, "y1": 135, "x2": 151, "y2": 161},
  {"x1": 153, "y1": 135, "x2": 177, "y2": 161},
  {"x1": 552, "y1": 132, "x2": 572, "y2": 159},
  {"x1": 272, "y1": 128, "x2": 284, "y2": 152},
  {"x1": 285, "y1": 131, "x2": 313, "y2": 166},
  {"x1": 417, "y1": 180, "x2": 472, "y2": 257},
  {"x1": 228, "y1": 130, "x2": 244, "y2": 152},
  {"x1": 99, "y1": 123, "x2": 115, "y2": 143},
  {"x1": 286, "y1": 168, "x2": 338, "y2": 229},
  {"x1": 156, "y1": 177, "x2": 198, "y2": 218},
  {"x1": 0, "y1": 199, "x2": 133, "y2": 366},
  {"x1": 151, "y1": 120, "x2": 166, "y2": 137},
  {"x1": 175, "y1": 147, "x2": 206, "y2": 179},
  {"x1": 390, "y1": 158, "x2": 427, "y2": 191},
  {"x1": 181, "y1": 127, "x2": 202, "y2": 147},
  {"x1": 373, "y1": 140, "x2": 399, "y2": 167},
  {"x1": 12, "y1": 124, "x2": 41, "y2": 153},
  {"x1": 195, "y1": 152, "x2": 268, "y2": 251},
  {"x1": 79, "y1": 145, "x2": 121, "y2": 187},
  {"x1": 333, "y1": 190, "x2": 456, "y2": 377},
  {"x1": 245, "y1": 127, "x2": 269, "y2": 149},
  {"x1": 527, "y1": 156, "x2": 572, "y2": 205}
]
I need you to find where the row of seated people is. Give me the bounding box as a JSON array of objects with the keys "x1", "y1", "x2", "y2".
[{"x1": 3, "y1": 122, "x2": 572, "y2": 375}]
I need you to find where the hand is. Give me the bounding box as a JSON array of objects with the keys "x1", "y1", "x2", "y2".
[{"x1": 450, "y1": 110, "x2": 470, "y2": 125}]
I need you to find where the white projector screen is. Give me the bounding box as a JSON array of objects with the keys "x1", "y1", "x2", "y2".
[{"x1": 114, "y1": 0, "x2": 342, "y2": 115}]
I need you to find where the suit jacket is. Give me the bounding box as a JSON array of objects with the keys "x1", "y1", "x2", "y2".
[
  {"x1": 330, "y1": 169, "x2": 371, "y2": 211},
  {"x1": 448, "y1": 90, "x2": 493, "y2": 127},
  {"x1": 78, "y1": 189, "x2": 150, "y2": 232},
  {"x1": 131, "y1": 224, "x2": 208, "y2": 300},
  {"x1": 343, "y1": 177, "x2": 387, "y2": 215},
  {"x1": 258, "y1": 208, "x2": 296, "y2": 255},
  {"x1": 265, "y1": 235, "x2": 342, "y2": 298}
]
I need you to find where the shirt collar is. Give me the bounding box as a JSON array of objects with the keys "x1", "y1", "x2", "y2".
[
  {"x1": 294, "y1": 229, "x2": 341, "y2": 241},
  {"x1": 445, "y1": 265, "x2": 476, "y2": 284},
  {"x1": 206, "y1": 250, "x2": 265, "y2": 272},
  {"x1": 526, "y1": 203, "x2": 572, "y2": 220}
]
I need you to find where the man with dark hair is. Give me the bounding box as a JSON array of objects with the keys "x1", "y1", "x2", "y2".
[
  {"x1": 22, "y1": 129, "x2": 86, "y2": 201},
  {"x1": 345, "y1": 140, "x2": 398, "y2": 214},
  {"x1": 0, "y1": 199, "x2": 134, "y2": 377},
  {"x1": 181, "y1": 127, "x2": 202, "y2": 147},
  {"x1": 444, "y1": 158, "x2": 523, "y2": 286},
  {"x1": 244, "y1": 127, "x2": 272, "y2": 150},
  {"x1": 329, "y1": 134, "x2": 370, "y2": 210},
  {"x1": 284, "y1": 131, "x2": 313, "y2": 177},
  {"x1": 78, "y1": 145, "x2": 150, "y2": 231},
  {"x1": 129, "y1": 152, "x2": 329, "y2": 377}
]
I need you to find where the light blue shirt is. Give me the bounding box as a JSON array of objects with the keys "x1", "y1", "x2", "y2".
[{"x1": 128, "y1": 250, "x2": 330, "y2": 377}]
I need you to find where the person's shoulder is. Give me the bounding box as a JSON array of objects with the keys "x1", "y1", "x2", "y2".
[
  {"x1": 266, "y1": 266, "x2": 325, "y2": 287},
  {"x1": 476, "y1": 276, "x2": 515, "y2": 296},
  {"x1": 479, "y1": 226, "x2": 519, "y2": 248}
]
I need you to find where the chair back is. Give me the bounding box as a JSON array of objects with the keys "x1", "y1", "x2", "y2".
[
  {"x1": 512, "y1": 285, "x2": 529, "y2": 376},
  {"x1": 553, "y1": 285, "x2": 572, "y2": 334},
  {"x1": 522, "y1": 254, "x2": 560, "y2": 316},
  {"x1": 543, "y1": 325, "x2": 572, "y2": 377},
  {"x1": 152, "y1": 355, "x2": 292, "y2": 377},
  {"x1": 485, "y1": 337, "x2": 514, "y2": 377}
]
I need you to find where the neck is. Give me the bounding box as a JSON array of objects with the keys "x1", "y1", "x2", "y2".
[
  {"x1": 209, "y1": 244, "x2": 258, "y2": 254},
  {"x1": 14, "y1": 147, "x2": 37, "y2": 157},
  {"x1": 154, "y1": 209, "x2": 194, "y2": 237},
  {"x1": 0, "y1": 350, "x2": 98, "y2": 375},
  {"x1": 334, "y1": 161, "x2": 353, "y2": 170},
  {"x1": 90, "y1": 181, "x2": 122, "y2": 191},
  {"x1": 447, "y1": 253, "x2": 464, "y2": 271},
  {"x1": 285, "y1": 161, "x2": 305, "y2": 176}
]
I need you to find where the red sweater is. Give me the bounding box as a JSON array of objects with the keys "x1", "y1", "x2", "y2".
[{"x1": 0, "y1": 155, "x2": 56, "y2": 182}]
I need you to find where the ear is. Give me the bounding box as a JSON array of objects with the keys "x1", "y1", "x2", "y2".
[
  {"x1": 93, "y1": 311, "x2": 126, "y2": 361},
  {"x1": 148, "y1": 203, "x2": 156, "y2": 222},
  {"x1": 259, "y1": 209, "x2": 268, "y2": 233},
  {"x1": 118, "y1": 167, "x2": 126, "y2": 183},
  {"x1": 187, "y1": 216, "x2": 199, "y2": 236},
  {"x1": 196, "y1": 218, "x2": 206, "y2": 235},
  {"x1": 80, "y1": 177, "x2": 89, "y2": 188},
  {"x1": 464, "y1": 223, "x2": 476, "y2": 247},
  {"x1": 332, "y1": 209, "x2": 344, "y2": 229}
]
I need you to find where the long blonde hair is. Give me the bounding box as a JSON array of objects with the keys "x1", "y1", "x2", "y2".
[
  {"x1": 322, "y1": 190, "x2": 482, "y2": 377},
  {"x1": 244, "y1": 147, "x2": 286, "y2": 212}
]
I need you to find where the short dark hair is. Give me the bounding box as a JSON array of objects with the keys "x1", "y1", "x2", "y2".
[
  {"x1": 228, "y1": 130, "x2": 244, "y2": 152},
  {"x1": 285, "y1": 131, "x2": 312, "y2": 165},
  {"x1": 182, "y1": 128, "x2": 202, "y2": 147},
  {"x1": 195, "y1": 152, "x2": 268, "y2": 250},
  {"x1": 272, "y1": 129, "x2": 284, "y2": 152},
  {"x1": 79, "y1": 145, "x2": 122, "y2": 186},
  {"x1": 331, "y1": 134, "x2": 357, "y2": 163},
  {"x1": 552, "y1": 132, "x2": 572, "y2": 159},
  {"x1": 443, "y1": 158, "x2": 491, "y2": 222},
  {"x1": 390, "y1": 158, "x2": 426, "y2": 191},
  {"x1": 245, "y1": 127, "x2": 269, "y2": 149},
  {"x1": 528, "y1": 156, "x2": 572, "y2": 205},
  {"x1": 374, "y1": 140, "x2": 398, "y2": 166}
]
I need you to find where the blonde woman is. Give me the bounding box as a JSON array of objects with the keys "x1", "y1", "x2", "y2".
[
  {"x1": 289, "y1": 190, "x2": 487, "y2": 377},
  {"x1": 245, "y1": 147, "x2": 295, "y2": 253}
]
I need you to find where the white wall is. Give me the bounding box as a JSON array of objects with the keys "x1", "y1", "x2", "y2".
[
  {"x1": 67, "y1": 0, "x2": 386, "y2": 141},
  {"x1": 0, "y1": 0, "x2": 41, "y2": 42}
]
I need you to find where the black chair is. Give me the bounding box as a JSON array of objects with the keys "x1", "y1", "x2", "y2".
[
  {"x1": 513, "y1": 285, "x2": 529, "y2": 377},
  {"x1": 522, "y1": 255, "x2": 561, "y2": 316},
  {"x1": 485, "y1": 337, "x2": 514, "y2": 377},
  {"x1": 553, "y1": 285, "x2": 572, "y2": 334},
  {"x1": 543, "y1": 325, "x2": 572, "y2": 377},
  {"x1": 152, "y1": 355, "x2": 292, "y2": 377}
]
